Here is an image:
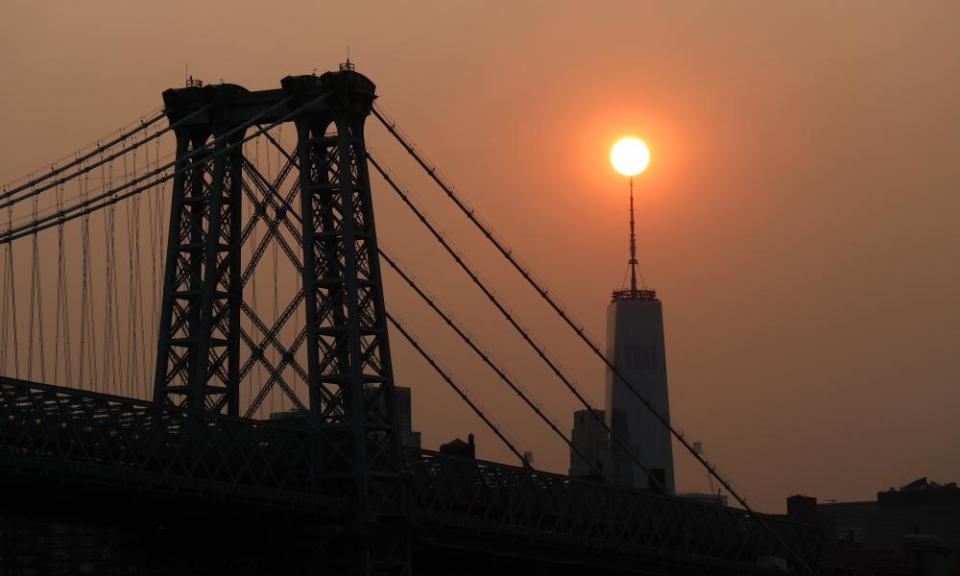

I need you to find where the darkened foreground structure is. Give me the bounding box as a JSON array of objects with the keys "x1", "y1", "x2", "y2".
[
  {"x1": 0, "y1": 69, "x2": 820, "y2": 574},
  {"x1": 788, "y1": 478, "x2": 960, "y2": 575},
  {"x1": 0, "y1": 376, "x2": 820, "y2": 574}
]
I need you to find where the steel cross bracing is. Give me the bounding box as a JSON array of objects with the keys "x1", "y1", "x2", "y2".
[
  {"x1": 148, "y1": 72, "x2": 408, "y2": 574},
  {"x1": 153, "y1": 111, "x2": 244, "y2": 415}
]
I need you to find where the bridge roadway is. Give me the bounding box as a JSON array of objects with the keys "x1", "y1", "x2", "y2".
[{"x1": 0, "y1": 377, "x2": 819, "y2": 574}]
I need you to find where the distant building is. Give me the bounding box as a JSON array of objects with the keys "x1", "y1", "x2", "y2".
[
  {"x1": 569, "y1": 409, "x2": 610, "y2": 479},
  {"x1": 788, "y1": 477, "x2": 960, "y2": 574},
  {"x1": 394, "y1": 386, "x2": 421, "y2": 449},
  {"x1": 604, "y1": 288, "x2": 675, "y2": 493},
  {"x1": 439, "y1": 434, "x2": 475, "y2": 459}
]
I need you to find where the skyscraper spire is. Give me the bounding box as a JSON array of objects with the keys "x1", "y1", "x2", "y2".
[{"x1": 629, "y1": 176, "x2": 638, "y2": 294}]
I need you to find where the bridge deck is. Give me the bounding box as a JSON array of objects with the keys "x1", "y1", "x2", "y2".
[{"x1": 0, "y1": 377, "x2": 820, "y2": 574}]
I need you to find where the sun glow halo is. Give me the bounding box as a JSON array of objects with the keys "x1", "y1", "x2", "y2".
[{"x1": 610, "y1": 137, "x2": 650, "y2": 177}]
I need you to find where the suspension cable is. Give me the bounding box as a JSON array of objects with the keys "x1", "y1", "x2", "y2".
[
  {"x1": 379, "y1": 246, "x2": 600, "y2": 477},
  {"x1": 373, "y1": 104, "x2": 816, "y2": 575},
  {"x1": 27, "y1": 196, "x2": 44, "y2": 382},
  {"x1": 371, "y1": 153, "x2": 662, "y2": 490},
  {"x1": 0, "y1": 110, "x2": 180, "y2": 211},
  {"x1": 104, "y1": 159, "x2": 119, "y2": 390},
  {"x1": 1, "y1": 109, "x2": 164, "y2": 194},
  {"x1": 0, "y1": 211, "x2": 7, "y2": 373},
  {"x1": 0, "y1": 95, "x2": 320, "y2": 245},
  {"x1": 386, "y1": 311, "x2": 528, "y2": 467},
  {"x1": 4, "y1": 205, "x2": 18, "y2": 377},
  {"x1": 54, "y1": 179, "x2": 72, "y2": 386},
  {"x1": 79, "y1": 164, "x2": 97, "y2": 390},
  {"x1": 241, "y1": 135, "x2": 598, "y2": 476}
]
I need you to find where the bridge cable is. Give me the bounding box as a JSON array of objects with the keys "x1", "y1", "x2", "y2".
[
  {"x1": 249, "y1": 138, "x2": 586, "y2": 470},
  {"x1": 148, "y1": 136, "x2": 162, "y2": 395},
  {"x1": 370, "y1": 153, "x2": 664, "y2": 490},
  {"x1": 379, "y1": 247, "x2": 600, "y2": 477},
  {"x1": 130, "y1": 143, "x2": 146, "y2": 394},
  {"x1": 79, "y1": 165, "x2": 98, "y2": 390},
  {"x1": 272, "y1": 126, "x2": 282, "y2": 414},
  {"x1": 136, "y1": 140, "x2": 147, "y2": 393},
  {"x1": 0, "y1": 96, "x2": 312, "y2": 245},
  {"x1": 249, "y1": 136, "x2": 263, "y2": 413},
  {"x1": 0, "y1": 223, "x2": 4, "y2": 372},
  {"x1": 3, "y1": 206, "x2": 18, "y2": 377},
  {"x1": 124, "y1": 150, "x2": 136, "y2": 393},
  {"x1": 27, "y1": 196, "x2": 45, "y2": 382},
  {"x1": 0, "y1": 110, "x2": 190, "y2": 213},
  {"x1": 260, "y1": 130, "x2": 306, "y2": 410},
  {"x1": 54, "y1": 179, "x2": 72, "y2": 386},
  {"x1": 0, "y1": 97, "x2": 331, "y2": 396},
  {"x1": 104, "y1": 159, "x2": 119, "y2": 390},
  {"x1": 386, "y1": 311, "x2": 529, "y2": 467},
  {"x1": 373, "y1": 105, "x2": 817, "y2": 575},
  {"x1": 247, "y1": 137, "x2": 595, "y2": 474},
  {"x1": 0, "y1": 110, "x2": 166, "y2": 204}
]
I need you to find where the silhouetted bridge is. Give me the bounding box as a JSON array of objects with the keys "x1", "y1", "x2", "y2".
[
  {"x1": 0, "y1": 376, "x2": 817, "y2": 574},
  {"x1": 0, "y1": 67, "x2": 820, "y2": 574}
]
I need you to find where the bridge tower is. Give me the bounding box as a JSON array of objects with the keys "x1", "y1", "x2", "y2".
[{"x1": 153, "y1": 69, "x2": 407, "y2": 575}]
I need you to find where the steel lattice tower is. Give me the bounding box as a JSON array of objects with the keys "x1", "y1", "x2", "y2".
[
  {"x1": 154, "y1": 83, "x2": 247, "y2": 415},
  {"x1": 153, "y1": 70, "x2": 407, "y2": 575}
]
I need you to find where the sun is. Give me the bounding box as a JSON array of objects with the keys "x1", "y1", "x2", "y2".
[{"x1": 610, "y1": 137, "x2": 650, "y2": 177}]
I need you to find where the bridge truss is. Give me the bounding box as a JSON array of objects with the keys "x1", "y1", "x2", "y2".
[{"x1": 0, "y1": 68, "x2": 821, "y2": 574}]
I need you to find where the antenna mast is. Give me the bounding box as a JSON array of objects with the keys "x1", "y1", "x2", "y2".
[{"x1": 629, "y1": 176, "x2": 638, "y2": 294}]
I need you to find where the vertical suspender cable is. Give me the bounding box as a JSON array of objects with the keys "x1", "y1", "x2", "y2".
[
  {"x1": 270, "y1": 127, "x2": 280, "y2": 415},
  {"x1": 28, "y1": 195, "x2": 45, "y2": 382},
  {"x1": 0, "y1": 201, "x2": 6, "y2": 374},
  {"x1": 103, "y1": 159, "x2": 117, "y2": 391},
  {"x1": 124, "y1": 150, "x2": 136, "y2": 392},
  {"x1": 55, "y1": 179, "x2": 73, "y2": 385},
  {"x1": 250, "y1": 135, "x2": 262, "y2": 415},
  {"x1": 2, "y1": 205, "x2": 18, "y2": 377},
  {"x1": 149, "y1": 137, "x2": 161, "y2": 395},
  {"x1": 80, "y1": 164, "x2": 97, "y2": 390}
]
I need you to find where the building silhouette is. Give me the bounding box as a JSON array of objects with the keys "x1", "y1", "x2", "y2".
[
  {"x1": 395, "y1": 386, "x2": 422, "y2": 449},
  {"x1": 569, "y1": 182, "x2": 676, "y2": 492},
  {"x1": 604, "y1": 288, "x2": 675, "y2": 493},
  {"x1": 569, "y1": 408, "x2": 610, "y2": 479},
  {"x1": 788, "y1": 477, "x2": 960, "y2": 575}
]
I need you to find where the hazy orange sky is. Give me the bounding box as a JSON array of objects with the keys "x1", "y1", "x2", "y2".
[{"x1": 2, "y1": 1, "x2": 959, "y2": 512}]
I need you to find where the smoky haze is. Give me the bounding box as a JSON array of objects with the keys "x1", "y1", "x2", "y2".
[{"x1": 1, "y1": 1, "x2": 958, "y2": 513}]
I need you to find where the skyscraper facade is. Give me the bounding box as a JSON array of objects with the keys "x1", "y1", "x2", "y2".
[{"x1": 604, "y1": 288, "x2": 675, "y2": 493}]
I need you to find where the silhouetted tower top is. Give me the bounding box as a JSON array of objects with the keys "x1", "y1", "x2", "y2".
[{"x1": 612, "y1": 177, "x2": 657, "y2": 302}]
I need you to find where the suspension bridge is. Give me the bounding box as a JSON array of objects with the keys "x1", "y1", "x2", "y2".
[{"x1": 0, "y1": 66, "x2": 821, "y2": 575}]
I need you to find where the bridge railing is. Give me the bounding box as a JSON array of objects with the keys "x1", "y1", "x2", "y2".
[
  {"x1": 0, "y1": 376, "x2": 329, "y2": 509},
  {"x1": 406, "y1": 448, "x2": 822, "y2": 573}
]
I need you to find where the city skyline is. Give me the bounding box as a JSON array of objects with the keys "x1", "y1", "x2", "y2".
[{"x1": 2, "y1": 1, "x2": 959, "y2": 515}]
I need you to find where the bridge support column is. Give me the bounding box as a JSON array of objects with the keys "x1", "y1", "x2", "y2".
[
  {"x1": 153, "y1": 84, "x2": 247, "y2": 415},
  {"x1": 286, "y1": 70, "x2": 408, "y2": 576}
]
